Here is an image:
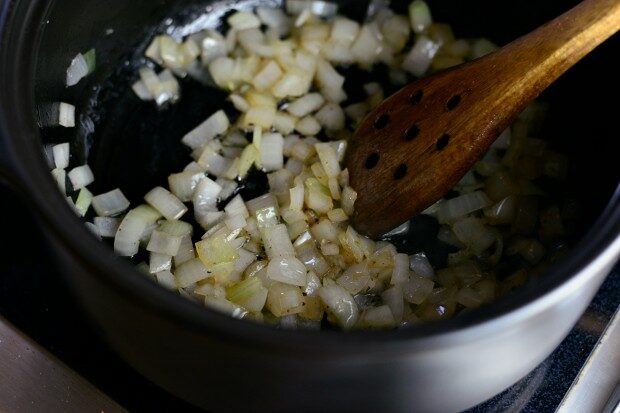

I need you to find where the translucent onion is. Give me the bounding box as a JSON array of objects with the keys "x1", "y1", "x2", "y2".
[
  {"x1": 145, "y1": 187, "x2": 188, "y2": 221},
  {"x1": 68, "y1": 165, "x2": 94, "y2": 190},
  {"x1": 318, "y1": 284, "x2": 358, "y2": 329},
  {"x1": 92, "y1": 189, "x2": 130, "y2": 217}
]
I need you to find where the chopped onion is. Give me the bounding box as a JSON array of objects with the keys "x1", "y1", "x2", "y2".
[
  {"x1": 402, "y1": 275, "x2": 434, "y2": 304},
  {"x1": 51, "y1": 168, "x2": 66, "y2": 194},
  {"x1": 452, "y1": 217, "x2": 495, "y2": 255},
  {"x1": 403, "y1": 36, "x2": 440, "y2": 77},
  {"x1": 361, "y1": 305, "x2": 395, "y2": 328},
  {"x1": 295, "y1": 116, "x2": 321, "y2": 136},
  {"x1": 68, "y1": 165, "x2": 94, "y2": 190},
  {"x1": 66, "y1": 49, "x2": 96, "y2": 87},
  {"x1": 144, "y1": 187, "x2": 188, "y2": 220},
  {"x1": 150, "y1": 252, "x2": 172, "y2": 274},
  {"x1": 437, "y1": 191, "x2": 491, "y2": 224},
  {"x1": 318, "y1": 284, "x2": 358, "y2": 329},
  {"x1": 147, "y1": 230, "x2": 183, "y2": 256},
  {"x1": 168, "y1": 171, "x2": 205, "y2": 202},
  {"x1": 176, "y1": 258, "x2": 212, "y2": 288},
  {"x1": 408, "y1": 0, "x2": 432, "y2": 33},
  {"x1": 182, "y1": 110, "x2": 230, "y2": 150},
  {"x1": 94, "y1": 216, "x2": 120, "y2": 238},
  {"x1": 114, "y1": 205, "x2": 161, "y2": 257},
  {"x1": 260, "y1": 133, "x2": 284, "y2": 172},
  {"x1": 286, "y1": 0, "x2": 338, "y2": 17},
  {"x1": 267, "y1": 282, "x2": 304, "y2": 317},
  {"x1": 58, "y1": 103, "x2": 76, "y2": 128},
  {"x1": 409, "y1": 252, "x2": 434, "y2": 278},
  {"x1": 351, "y1": 23, "x2": 384, "y2": 67},
  {"x1": 391, "y1": 253, "x2": 410, "y2": 285},
  {"x1": 92, "y1": 189, "x2": 130, "y2": 217},
  {"x1": 228, "y1": 11, "x2": 261, "y2": 30},
  {"x1": 52, "y1": 143, "x2": 70, "y2": 169},
  {"x1": 267, "y1": 256, "x2": 307, "y2": 286},
  {"x1": 262, "y1": 224, "x2": 295, "y2": 259},
  {"x1": 287, "y1": 93, "x2": 325, "y2": 118},
  {"x1": 382, "y1": 286, "x2": 404, "y2": 323},
  {"x1": 75, "y1": 187, "x2": 93, "y2": 216}
]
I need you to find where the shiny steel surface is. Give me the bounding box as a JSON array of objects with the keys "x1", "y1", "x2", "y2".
[
  {"x1": 559, "y1": 308, "x2": 620, "y2": 413},
  {"x1": 0, "y1": 316, "x2": 125, "y2": 413}
]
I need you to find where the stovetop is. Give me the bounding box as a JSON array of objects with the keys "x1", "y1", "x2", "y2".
[{"x1": 0, "y1": 185, "x2": 618, "y2": 413}]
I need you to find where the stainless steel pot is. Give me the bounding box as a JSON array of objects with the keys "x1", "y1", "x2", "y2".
[{"x1": 0, "y1": 0, "x2": 618, "y2": 411}]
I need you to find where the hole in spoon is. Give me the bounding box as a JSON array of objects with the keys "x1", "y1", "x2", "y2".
[
  {"x1": 365, "y1": 152, "x2": 379, "y2": 169},
  {"x1": 437, "y1": 134, "x2": 450, "y2": 150},
  {"x1": 409, "y1": 90, "x2": 423, "y2": 105},
  {"x1": 374, "y1": 114, "x2": 390, "y2": 129},
  {"x1": 404, "y1": 125, "x2": 420, "y2": 141},
  {"x1": 394, "y1": 164, "x2": 408, "y2": 180},
  {"x1": 447, "y1": 95, "x2": 461, "y2": 110}
]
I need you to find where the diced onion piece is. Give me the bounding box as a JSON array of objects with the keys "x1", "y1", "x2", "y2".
[
  {"x1": 267, "y1": 256, "x2": 307, "y2": 286},
  {"x1": 182, "y1": 110, "x2": 230, "y2": 150},
  {"x1": 327, "y1": 208, "x2": 348, "y2": 223},
  {"x1": 58, "y1": 103, "x2": 76, "y2": 128},
  {"x1": 150, "y1": 252, "x2": 172, "y2": 274},
  {"x1": 154, "y1": 270, "x2": 177, "y2": 290},
  {"x1": 242, "y1": 106, "x2": 277, "y2": 130},
  {"x1": 52, "y1": 143, "x2": 70, "y2": 169},
  {"x1": 315, "y1": 103, "x2": 345, "y2": 132},
  {"x1": 51, "y1": 168, "x2": 67, "y2": 194},
  {"x1": 176, "y1": 258, "x2": 212, "y2": 288},
  {"x1": 286, "y1": 0, "x2": 338, "y2": 17},
  {"x1": 201, "y1": 30, "x2": 228, "y2": 66},
  {"x1": 382, "y1": 285, "x2": 404, "y2": 323},
  {"x1": 145, "y1": 186, "x2": 188, "y2": 220},
  {"x1": 147, "y1": 230, "x2": 182, "y2": 256},
  {"x1": 257, "y1": 7, "x2": 291, "y2": 36},
  {"x1": 262, "y1": 224, "x2": 295, "y2": 259},
  {"x1": 68, "y1": 165, "x2": 94, "y2": 190},
  {"x1": 409, "y1": 0, "x2": 432, "y2": 33},
  {"x1": 382, "y1": 15, "x2": 410, "y2": 53},
  {"x1": 361, "y1": 305, "x2": 395, "y2": 328},
  {"x1": 272, "y1": 70, "x2": 312, "y2": 98},
  {"x1": 315, "y1": 142, "x2": 341, "y2": 178},
  {"x1": 92, "y1": 189, "x2": 130, "y2": 217},
  {"x1": 341, "y1": 186, "x2": 357, "y2": 216},
  {"x1": 114, "y1": 205, "x2": 161, "y2": 257},
  {"x1": 391, "y1": 253, "x2": 410, "y2": 285},
  {"x1": 132, "y1": 80, "x2": 152, "y2": 100},
  {"x1": 437, "y1": 191, "x2": 491, "y2": 224},
  {"x1": 267, "y1": 282, "x2": 304, "y2": 317},
  {"x1": 252, "y1": 60, "x2": 283, "y2": 91},
  {"x1": 403, "y1": 35, "x2": 440, "y2": 77},
  {"x1": 318, "y1": 284, "x2": 358, "y2": 329},
  {"x1": 227, "y1": 277, "x2": 268, "y2": 312},
  {"x1": 66, "y1": 49, "x2": 95, "y2": 87},
  {"x1": 351, "y1": 23, "x2": 384, "y2": 67},
  {"x1": 168, "y1": 171, "x2": 205, "y2": 202},
  {"x1": 330, "y1": 17, "x2": 360, "y2": 46},
  {"x1": 94, "y1": 216, "x2": 120, "y2": 238},
  {"x1": 228, "y1": 11, "x2": 261, "y2": 30},
  {"x1": 402, "y1": 275, "x2": 434, "y2": 304},
  {"x1": 295, "y1": 116, "x2": 321, "y2": 136},
  {"x1": 259, "y1": 133, "x2": 284, "y2": 172},
  {"x1": 409, "y1": 252, "x2": 434, "y2": 278},
  {"x1": 452, "y1": 217, "x2": 495, "y2": 255},
  {"x1": 287, "y1": 93, "x2": 325, "y2": 118},
  {"x1": 75, "y1": 187, "x2": 93, "y2": 216}
]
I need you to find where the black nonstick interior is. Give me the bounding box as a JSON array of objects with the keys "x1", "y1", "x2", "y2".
[{"x1": 35, "y1": 0, "x2": 619, "y2": 278}]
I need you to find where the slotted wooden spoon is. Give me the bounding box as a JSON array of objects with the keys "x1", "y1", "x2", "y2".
[{"x1": 345, "y1": 0, "x2": 620, "y2": 238}]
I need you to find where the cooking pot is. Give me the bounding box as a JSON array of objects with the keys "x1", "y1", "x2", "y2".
[{"x1": 0, "y1": 0, "x2": 618, "y2": 411}]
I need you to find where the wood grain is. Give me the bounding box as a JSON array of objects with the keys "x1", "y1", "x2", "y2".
[{"x1": 345, "y1": 0, "x2": 620, "y2": 237}]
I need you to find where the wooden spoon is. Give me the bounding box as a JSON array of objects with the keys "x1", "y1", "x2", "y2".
[{"x1": 344, "y1": 0, "x2": 620, "y2": 238}]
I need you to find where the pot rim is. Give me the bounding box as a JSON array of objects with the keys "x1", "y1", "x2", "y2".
[{"x1": 1, "y1": 0, "x2": 619, "y2": 354}]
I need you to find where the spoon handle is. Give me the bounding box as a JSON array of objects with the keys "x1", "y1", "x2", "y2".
[
  {"x1": 346, "y1": 0, "x2": 619, "y2": 237},
  {"x1": 480, "y1": 0, "x2": 620, "y2": 120}
]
